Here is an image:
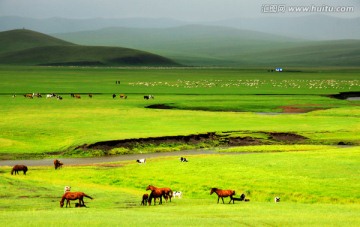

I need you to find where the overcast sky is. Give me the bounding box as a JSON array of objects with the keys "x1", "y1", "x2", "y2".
[{"x1": 0, "y1": 0, "x2": 358, "y2": 21}]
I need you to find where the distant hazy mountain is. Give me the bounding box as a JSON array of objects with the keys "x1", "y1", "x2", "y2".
[
  {"x1": 209, "y1": 15, "x2": 360, "y2": 40},
  {"x1": 1, "y1": 15, "x2": 358, "y2": 40},
  {"x1": 53, "y1": 25, "x2": 360, "y2": 67},
  {"x1": 0, "y1": 29, "x2": 180, "y2": 66},
  {"x1": 0, "y1": 16, "x2": 188, "y2": 33}
]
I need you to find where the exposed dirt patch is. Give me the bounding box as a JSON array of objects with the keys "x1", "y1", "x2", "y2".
[
  {"x1": 268, "y1": 132, "x2": 307, "y2": 142},
  {"x1": 279, "y1": 105, "x2": 328, "y2": 113},
  {"x1": 76, "y1": 131, "x2": 308, "y2": 153}
]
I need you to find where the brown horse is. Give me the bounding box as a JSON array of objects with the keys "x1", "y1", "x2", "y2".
[
  {"x1": 146, "y1": 185, "x2": 173, "y2": 202},
  {"x1": 147, "y1": 190, "x2": 165, "y2": 205},
  {"x1": 60, "y1": 192, "x2": 93, "y2": 208},
  {"x1": 210, "y1": 188, "x2": 236, "y2": 204},
  {"x1": 54, "y1": 159, "x2": 63, "y2": 170},
  {"x1": 11, "y1": 165, "x2": 28, "y2": 175},
  {"x1": 141, "y1": 194, "x2": 149, "y2": 206}
]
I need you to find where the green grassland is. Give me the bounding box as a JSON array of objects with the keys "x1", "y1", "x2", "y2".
[
  {"x1": 0, "y1": 66, "x2": 359, "y2": 157},
  {"x1": 0, "y1": 146, "x2": 359, "y2": 226},
  {"x1": 0, "y1": 66, "x2": 359, "y2": 226}
]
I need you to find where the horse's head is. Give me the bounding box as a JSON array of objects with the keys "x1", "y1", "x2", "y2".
[
  {"x1": 60, "y1": 201, "x2": 64, "y2": 208},
  {"x1": 146, "y1": 185, "x2": 154, "y2": 191},
  {"x1": 210, "y1": 188, "x2": 217, "y2": 195}
]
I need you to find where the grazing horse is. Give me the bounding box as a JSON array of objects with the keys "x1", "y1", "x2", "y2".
[
  {"x1": 24, "y1": 93, "x2": 33, "y2": 99},
  {"x1": 146, "y1": 185, "x2": 173, "y2": 202},
  {"x1": 141, "y1": 194, "x2": 149, "y2": 206},
  {"x1": 210, "y1": 188, "x2": 236, "y2": 204},
  {"x1": 147, "y1": 189, "x2": 165, "y2": 205},
  {"x1": 11, "y1": 165, "x2": 28, "y2": 175},
  {"x1": 54, "y1": 159, "x2": 63, "y2": 170},
  {"x1": 60, "y1": 192, "x2": 93, "y2": 208}
]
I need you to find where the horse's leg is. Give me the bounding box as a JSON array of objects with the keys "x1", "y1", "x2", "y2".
[
  {"x1": 221, "y1": 197, "x2": 225, "y2": 204},
  {"x1": 159, "y1": 196, "x2": 162, "y2": 205},
  {"x1": 217, "y1": 197, "x2": 220, "y2": 204}
]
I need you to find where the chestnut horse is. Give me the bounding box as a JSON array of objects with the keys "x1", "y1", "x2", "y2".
[
  {"x1": 147, "y1": 189, "x2": 165, "y2": 205},
  {"x1": 210, "y1": 188, "x2": 236, "y2": 204},
  {"x1": 146, "y1": 185, "x2": 173, "y2": 202},
  {"x1": 60, "y1": 192, "x2": 93, "y2": 208},
  {"x1": 54, "y1": 159, "x2": 63, "y2": 170},
  {"x1": 11, "y1": 165, "x2": 28, "y2": 175}
]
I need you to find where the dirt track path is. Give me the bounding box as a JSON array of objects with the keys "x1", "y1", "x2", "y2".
[{"x1": 0, "y1": 150, "x2": 225, "y2": 166}]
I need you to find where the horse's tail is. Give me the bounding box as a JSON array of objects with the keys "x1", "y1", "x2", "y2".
[{"x1": 84, "y1": 194, "x2": 93, "y2": 200}]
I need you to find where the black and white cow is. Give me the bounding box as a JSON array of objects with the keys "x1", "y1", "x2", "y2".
[
  {"x1": 144, "y1": 95, "x2": 154, "y2": 100},
  {"x1": 136, "y1": 158, "x2": 146, "y2": 164},
  {"x1": 180, "y1": 157, "x2": 188, "y2": 162}
]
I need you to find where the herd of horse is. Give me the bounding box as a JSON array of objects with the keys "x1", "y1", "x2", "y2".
[
  {"x1": 19, "y1": 93, "x2": 156, "y2": 100},
  {"x1": 10, "y1": 159, "x2": 253, "y2": 208}
]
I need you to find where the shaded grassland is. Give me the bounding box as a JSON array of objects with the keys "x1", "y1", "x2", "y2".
[
  {"x1": 0, "y1": 66, "x2": 359, "y2": 158},
  {"x1": 0, "y1": 146, "x2": 359, "y2": 226}
]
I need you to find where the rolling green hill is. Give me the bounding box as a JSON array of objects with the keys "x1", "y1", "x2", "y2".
[
  {"x1": 0, "y1": 29, "x2": 180, "y2": 66},
  {"x1": 54, "y1": 25, "x2": 360, "y2": 67}
]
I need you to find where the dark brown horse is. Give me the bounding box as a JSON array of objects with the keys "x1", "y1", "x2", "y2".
[
  {"x1": 60, "y1": 192, "x2": 93, "y2": 208},
  {"x1": 11, "y1": 165, "x2": 28, "y2": 175},
  {"x1": 146, "y1": 185, "x2": 173, "y2": 202},
  {"x1": 141, "y1": 193, "x2": 149, "y2": 206},
  {"x1": 210, "y1": 188, "x2": 236, "y2": 204},
  {"x1": 147, "y1": 189, "x2": 165, "y2": 205},
  {"x1": 53, "y1": 159, "x2": 63, "y2": 170}
]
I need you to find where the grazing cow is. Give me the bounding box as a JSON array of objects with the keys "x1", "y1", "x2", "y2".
[
  {"x1": 88, "y1": 94, "x2": 92, "y2": 98},
  {"x1": 33, "y1": 93, "x2": 42, "y2": 98},
  {"x1": 54, "y1": 159, "x2": 63, "y2": 169},
  {"x1": 74, "y1": 95, "x2": 81, "y2": 99},
  {"x1": 275, "y1": 197, "x2": 280, "y2": 203},
  {"x1": 12, "y1": 94, "x2": 16, "y2": 98},
  {"x1": 112, "y1": 94, "x2": 116, "y2": 99},
  {"x1": 144, "y1": 95, "x2": 154, "y2": 100},
  {"x1": 141, "y1": 194, "x2": 149, "y2": 206},
  {"x1": 180, "y1": 157, "x2": 188, "y2": 162},
  {"x1": 64, "y1": 186, "x2": 71, "y2": 194},
  {"x1": 120, "y1": 94, "x2": 127, "y2": 99},
  {"x1": 136, "y1": 159, "x2": 146, "y2": 164},
  {"x1": 57, "y1": 95, "x2": 63, "y2": 100},
  {"x1": 46, "y1": 93, "x2": 56, "y2": 99},
  {"x1": 24, "y1": 93, "x2": 33, "y2": 99},
  {"x1": 11, "y1": 165, "x2": 28, "y2": 175},
  {"x1": 173, "y1": 191, "x2": 182, "y2": 198},
  {"x1": 230, "y1": 193, "x2": 246, "y2": 203}
]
